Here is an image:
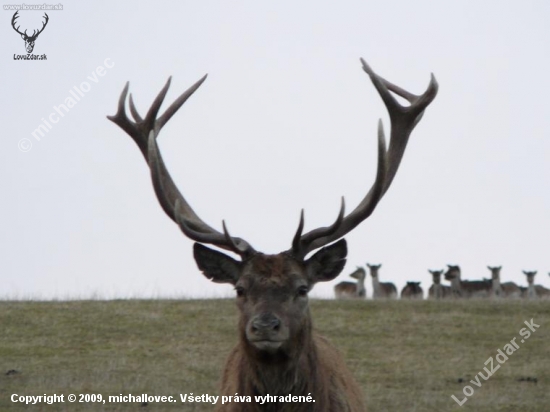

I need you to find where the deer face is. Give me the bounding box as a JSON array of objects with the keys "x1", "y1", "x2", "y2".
[
  {"x1": 487, "y1": 266, "x2": 501, "y2": 280},
  {"x1": 349, "y1": 267, "x2": 366, "y2": 281},
  {"x1": 367, "y1": 263, "x2": 381, "y2": 278},
  {"x1": 429, "y1": 270, "x2": 442, "y2": 284},
  {"x1": 444, "y1": 265, "x2": 460, "y2": 281},
  {"x1": 523, "y1": 270, "x2": 537, "y2": 285},
  {"x1": 193, "y1": 240, "x2": 347, "y2": 356}
]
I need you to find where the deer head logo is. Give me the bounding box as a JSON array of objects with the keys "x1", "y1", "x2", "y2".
[{"x1": 11, "y1": 11, "x2": 49, "y2": 54}]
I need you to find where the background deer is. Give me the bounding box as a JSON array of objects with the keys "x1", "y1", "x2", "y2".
[
  {"x1": 487, "y1": 266, "x2": 521, "y2": 299},
  {"x1": 367, "y1": 264, "x2": 397, "y2": 299},
  {"x1": 523, "y1": 270, "x2": 537, "y2": 299},
  {"x1": 522, "y1": 271, "x2": 550, "y2": 299},
  {"x1": 334, "y1": 267, "x2": 367, "y2": 299},
  {"x1": 108, "y1": 58, "x2": 437, "y2": 411},
  {"x1": 428, "y1": 269, "x2": 451, "y2": 299},
  {"x1": 444, "y1": 265, "x2": 491, "y2": 299},
  {"x1": 400, "y1": 282, "x2": 423, "y2": 299}
]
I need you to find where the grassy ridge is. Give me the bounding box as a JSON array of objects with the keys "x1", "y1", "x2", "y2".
[{"x1": 0, "y1": 299, "x2": 548, "y2": 411}]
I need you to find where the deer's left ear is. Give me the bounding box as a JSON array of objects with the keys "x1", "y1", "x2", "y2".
[{"x1": 305, "y1": 239, "x2": 347, "y2": 283}]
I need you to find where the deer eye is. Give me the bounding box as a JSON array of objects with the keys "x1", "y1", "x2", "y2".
[
  {"x1": 297, "y1": 286, "x2": 308, "y2": 297},
  {"x1": 235, "y1": 286, "x2": 245, "y2": 297}
]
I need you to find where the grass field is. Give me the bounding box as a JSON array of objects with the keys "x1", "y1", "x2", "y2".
[{"x1": 1, "y1": 299, "x2": 548, "y2": 411}]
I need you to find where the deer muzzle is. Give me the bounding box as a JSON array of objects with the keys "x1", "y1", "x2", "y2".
[{"x1": 246, "y1": 312, "x2": 288, "y2": 353}]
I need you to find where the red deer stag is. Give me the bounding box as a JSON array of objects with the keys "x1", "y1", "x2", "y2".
[
  {"x1": 334, "y1": 266, "x2": 366, "y2": 299},
  {"x1": 108, "y1": 59, "x2": 437, "y2": 412},
  {"x1": 487, "y1": 266, "x2": 521, "y2": 299},
  {"x1": 400, "y1": 281, "x2": 423, "y2": 299},
  {"x1": 427, "y1": 269, "x2": 451, "y2": 299},
  {"x1": 367, "y1": 263, "x2": 397, "y2": 299},
  {"x1": 444, "y1": 265, "x2": 491, "y2": 299}
]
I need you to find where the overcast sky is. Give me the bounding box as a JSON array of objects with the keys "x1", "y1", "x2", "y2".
[{"x1": 2, "y1": 1, "x2": 549, "y2": 299}]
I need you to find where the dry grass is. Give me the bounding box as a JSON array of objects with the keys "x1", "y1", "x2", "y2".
[{"x1": 0, "y1": 299, "x2": 548, "y2": 411}]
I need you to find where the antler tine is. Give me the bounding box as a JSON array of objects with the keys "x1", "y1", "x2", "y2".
[
  {"x1": 107, "y1": 81, "x2": 148, "y2": 157},
  {"x1": 291, "y1": 198, "x2": 346, "y2": 258},
  {"x1": 128, "y1": 94, "x2": 143, "y2": 123},
  {"x1": 291, "y1": 210, "x2": 305, "y2": 253},
  {"x1": 172, "y1": 199, "x2": 254, "y2": 256},
  {"x1": 157, "y1": 74, "x2": 208, "y2": 131},
  {"x1": 222, "y1": 221, "x2": 255, "y2": 256},
  {"x1": 143, "y1": 77, "x2": 172, "y2": 135},
  {"x1": 290, "y1": 59, "x2": 437, "y2": 258}
]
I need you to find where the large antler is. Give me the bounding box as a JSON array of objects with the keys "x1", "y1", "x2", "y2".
[
  {"x1": 108, "y1": 59, "x2": 437, "y2": 261},
  {"x1": 289, "y1": 59, "x2": 438, "y2": 259},
  {"x1": 107, "y1": 75, "x2": 256, "y2": 258}
]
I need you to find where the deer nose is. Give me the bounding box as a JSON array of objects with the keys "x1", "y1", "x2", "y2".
[{"x1": 251, "y1": 313, "x2": 281, "y2": 334}]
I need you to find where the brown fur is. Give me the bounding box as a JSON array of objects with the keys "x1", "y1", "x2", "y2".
[
  {"x1": 400, "y1": 282, "x2": 423, "y2": 299},
  {"x1": 334, "y1": 267, "x2": 366, "y2": 299},
  {"x1": 194, "y1": 241, "x2": 366, "y2": 412},
  {"x1": 444, "y1": 265, "x2": 491, "y2": 298},
  {"x1": 218, "y1": 333, "x2": 365, "y2": 412},
  {"x1": 487, "y1": 266, "x2": 521, "y2": 299},
  {"x1": 427, "y1": 270, "x2": 451, "y2": 299},
  {"x1": 367, "y1": 264, "x2": 397, "y2": 299}
]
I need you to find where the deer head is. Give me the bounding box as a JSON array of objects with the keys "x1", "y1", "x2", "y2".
[
  {"x1": 444, "y1": 264, "x2": 461, "y2": 281},
  {"x1": 349, "y1": 266, "x2": 366, "y2": 281},
  {"x1": 108, "y1": 59, "x2": 437, "y2": 359},
  {"x1": 487, "y1": 265, "x2": 502, "y2": 280},
  {"x1": 11, "y1": 11, "x2": 49, "y2": 54},
  {"x1": 366, "y1": 263, "x2": 382, "y2": 278},
  {"x1": 429, "y1": 269, "x2": 443, "y2": 284},
  {"x1": 523, "y1": 270, "x2": 537, "y2": 285}
]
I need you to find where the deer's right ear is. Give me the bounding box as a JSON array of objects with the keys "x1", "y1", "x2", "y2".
[{"x1": 193, "y1": 243, "x2": 242, "y2": 285}]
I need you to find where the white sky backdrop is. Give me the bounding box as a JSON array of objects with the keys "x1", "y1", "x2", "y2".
[{"x1": 1, "y1": 1, "x2": 549, "y2": 299}]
